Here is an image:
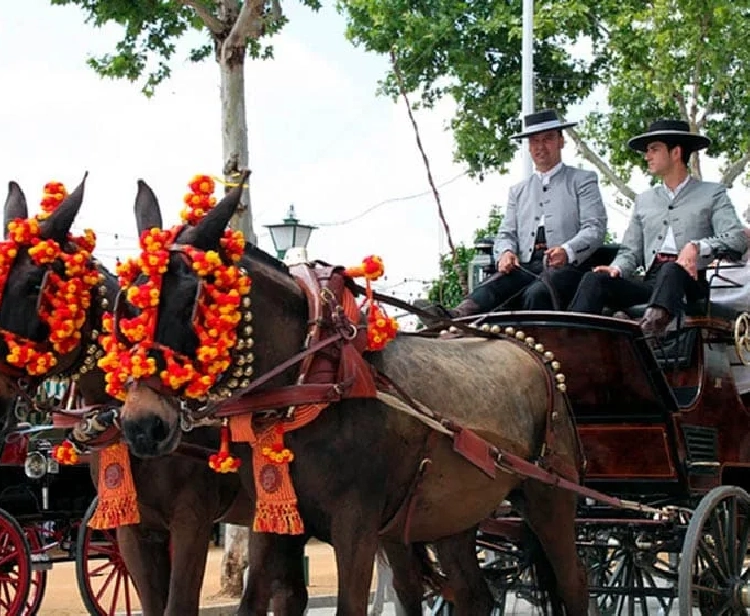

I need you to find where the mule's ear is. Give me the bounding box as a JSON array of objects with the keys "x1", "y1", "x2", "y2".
[
  {"x1": 39, "y1": 172, "x2": 88, "y2": 242},
  {"x1": 134, "y1": 180, "x2": 163, "y2": 234},
  {"x1": 181, "y1": 170, "x2": 250, "y2": 250},
  {"x1": 4, "y1": 182, "x2": 28, "y2": 239}
]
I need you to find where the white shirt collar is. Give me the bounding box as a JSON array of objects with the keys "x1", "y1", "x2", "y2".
[
  {"x1": 535, "y1": 162, "x2": 564, "y2": 186},
  {"x1": 664, "y1": 174, "x2": 691, "y2": 200}
]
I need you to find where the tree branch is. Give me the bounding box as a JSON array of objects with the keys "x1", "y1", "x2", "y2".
[
  {"x1": 224, "y1": 0, "x2": 266, "y2": 50},
  {"x1": 721, "y1": 150, "x2": 750, "y2": 188},
  {"x1": 673, "y1": 90, "x2": 689, "y2": 122},
  {"x1": 176, "y1": 0, "x2": 224, "y2": 35},
  {"x1": 566, "y1": 128, "x2": 637, "y2": 203}
]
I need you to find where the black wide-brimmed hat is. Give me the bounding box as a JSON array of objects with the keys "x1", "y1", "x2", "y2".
[
  {"x1": 628, "y1": 119, "x2": 711, "y2": 153},
  {"x1": 511, "y1": 109, "x2": 577, "y2": 140}
]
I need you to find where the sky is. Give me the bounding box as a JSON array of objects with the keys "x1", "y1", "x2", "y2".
[{"x1": 1, "y1": 0, "x2": 748, "y2": 326}]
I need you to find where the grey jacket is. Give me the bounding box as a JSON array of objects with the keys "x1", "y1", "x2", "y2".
[
  {"x1": 493, "y1": 165, "x2": 607, "y2": 265},
  {"x1": 612, "y1": 178, "x2": 747, "y2": 278}
]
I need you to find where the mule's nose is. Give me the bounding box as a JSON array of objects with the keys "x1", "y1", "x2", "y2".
[{"x1": 121, "y1": 414, "x2": 169, "y2": 457}]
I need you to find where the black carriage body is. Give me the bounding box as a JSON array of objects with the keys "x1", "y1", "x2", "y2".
[{"x1": 479, "y1": 309, "x2": 750, "y2": 506}]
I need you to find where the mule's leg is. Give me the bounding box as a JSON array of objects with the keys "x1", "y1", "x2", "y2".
[
  {"x1": 381, "y1": 541, "x2": 428, "y2": 616},
  {"x1": 433, "y1": 527, "x2": 493, "y2": 616},
  {"x1": 331, "y1": 516, "x2": 380, "y2": 615},
  {"x1": 269, "y1": 535, "x2": 309, "y2": 616},
  {"x1": 116, "y1": 525, "x2": 170, "y2": 616},
  {"x1": 237, "y1": 532, "x2": 309, "y2": 616},
  {"x1": 163, "y1": 521, "x2": 214, "y2": 616},
  {"x1": 523, "y1": 481, "x2": 588, "y2": 616}
]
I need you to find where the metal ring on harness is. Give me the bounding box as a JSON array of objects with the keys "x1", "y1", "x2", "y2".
[{"x1": 734, "y1": 312, "x2": 750, "y2": 366}]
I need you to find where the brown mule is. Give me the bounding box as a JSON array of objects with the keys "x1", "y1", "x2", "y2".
[{"x1": 115, "y1": 179, "x2": 589, "y2": 616}]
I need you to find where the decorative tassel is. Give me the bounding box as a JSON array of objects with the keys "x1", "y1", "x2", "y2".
[
  {"x1": 209, "y1": 419, "x2": 241, "y2": 473},
  {"x1": 88, "y1": 442, "x2": 140, "y2": 529},
  {"x1": 52, "y1": 440, "x2": 79, "y2": 465}
]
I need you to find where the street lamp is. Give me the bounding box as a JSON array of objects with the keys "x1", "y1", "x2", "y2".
[{"x1": 265, "y1": 205, "x2": 317, "y2": 260}]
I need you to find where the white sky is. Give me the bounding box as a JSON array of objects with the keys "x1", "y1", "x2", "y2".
[{"x1": 1, "y1": 0, "x2": 747, "y2": 322}]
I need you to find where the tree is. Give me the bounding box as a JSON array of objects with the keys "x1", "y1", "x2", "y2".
[
  {"x1": 51, "y1": 0, "x2": 317, "y2": 596},
  {"x1": 339, "y1": 0, "x2": 750, "y2": 203},
  {"x1": 52, "y1": 0, "x2": 317, "y2": 241}
]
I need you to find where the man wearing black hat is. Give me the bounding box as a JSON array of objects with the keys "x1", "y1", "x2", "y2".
[
  {"x1": 568, "y1": 119, "x2": 747, "y2": 335},
  {"x1": 425, "y1": 109, "x2": 607, "y2": 320}
]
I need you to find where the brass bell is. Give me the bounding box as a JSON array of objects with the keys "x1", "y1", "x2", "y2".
[
  {"x1": 243, "y1": 365, "x2": 254, "y2": 377},
  {"x1": 544, "y1": 351, "x2": 554, "y2": 361},
  {"x1": 490, "y1": 325, "x2": 501, "y2": 334},
  {"x1": 232, "y1": 368, "x2": 243, "y2": 378},
  {"x1": 227, "y1": 378, "x2": 239, "y2": 389},
  {"x1": 244, "y1": 352, "x2": 254, "y2": 364},
  {"x1": 99, "y1": 298, "x2": 109, "y2": 309},
  {"x1": 557, "y1": 383, "x2": 567, "y2": 393},
  {"x1": 555, "y1": 373, "x2": 566, "y2": 384},
  {"x1": 90, "y1": 329, "x2": 99, "y2": 340},
  {"x1": 515, "y1": 330, "x2": 525, "y2": 340},
  {"x1": 505, "y1": 327, "x2": 515, "y2": 335},
  {"x1": 244, "y1": 338, "x2": 254, "y2": 349},
  {"x1": 525, "y1": 337, "x2": 535, "y2": 347},
  {"x1": 481, "y1": 324, "x2": 490, "y2": 332},
  {"x1": 243, "y1": 326, "x2": 253, "y2": 337},
  {"x1": 243, "y1": 312, "x2": 253, "y2": 322},
  {"x1": 534, "y1": 343, "x2": 544, "y2": 353},
  {"x1": 98, "y1": 285, "x2": 108, "y2": 296},
  {"x1": 240, "y1": 379, "x2": 251, "y2": 388},
  {"x1": 241, "y1": 296, "x2": 251, "y2": 308},
  {"x1": 551, "y1": 361, "x2": 561, "y2": 371}
]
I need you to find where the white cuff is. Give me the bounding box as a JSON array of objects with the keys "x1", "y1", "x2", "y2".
[
  {"x1": 697, "y1": 239, "x2": 712, "y2": 258},
  {"x1": 562, "y1": 242, "x2": 575, "y2": 264}
]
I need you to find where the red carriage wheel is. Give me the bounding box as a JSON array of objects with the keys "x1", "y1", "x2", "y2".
[
  {"x1": 76, "y1": 498, "x2": 138, "y2": 616},
  {"x1": 23, "y1": 526, "x2": 49, "y2": 615},
  {"x1": 0, "y1": 507, "x2": 31, "y2": 615}
]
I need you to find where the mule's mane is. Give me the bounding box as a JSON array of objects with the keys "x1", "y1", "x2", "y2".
[{"x1": 242, "y1": 242, "x2": 289, "y2": 276}]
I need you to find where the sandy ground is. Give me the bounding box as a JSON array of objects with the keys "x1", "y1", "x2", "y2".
[{"x1": 37, "y1": 540, "x2": 339, "y2": 615}]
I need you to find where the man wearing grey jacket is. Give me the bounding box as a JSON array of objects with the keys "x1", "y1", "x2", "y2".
[
  {"x1": 569, "y1": 119, "x2": 748, "y2": 335},
  {"x1": 427, "y1": 109, "x2": 608, "y2": 320}
]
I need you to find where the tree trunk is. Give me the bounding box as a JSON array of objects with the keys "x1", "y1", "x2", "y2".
[
  {"x1": 216, "y1": 39, "x2": 254, "y2": 598},
  {"x1": 219, "y1": 524, "x2": 250, "y2": 597},
  {"x1": 218, "y1": 45, "x2": 257, "y2": 244}
]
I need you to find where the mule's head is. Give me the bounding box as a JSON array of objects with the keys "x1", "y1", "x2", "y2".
[
  {"x1": 119, "y1": 177, "x2": 251, "y2": 457},
  {"x1": 0, "y1": 177, "x2": 95, "y2": 393}
]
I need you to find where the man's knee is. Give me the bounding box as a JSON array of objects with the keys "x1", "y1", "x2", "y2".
[
  {"x1": 522, "y1": 281, "x2": 554, "y2": 310},
  {"x1": 578, "y1": 270, "x2": 610, "y2": 291}
]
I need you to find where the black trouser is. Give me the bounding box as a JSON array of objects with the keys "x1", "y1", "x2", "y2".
[
  {"x1": 469, "y1": 257, "x2": 587, "y2": 312},
  {"x1": 568, "y1": 261, "x2": 708, "y2": 316}
]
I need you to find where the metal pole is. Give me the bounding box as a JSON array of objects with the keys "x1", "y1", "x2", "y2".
[{"x1": 521, "y1": 0, "x2": 534, "y2": 178}]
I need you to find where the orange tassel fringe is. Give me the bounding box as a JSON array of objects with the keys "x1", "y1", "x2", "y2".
[{"x1": 88, "y1": 442, "x2": 140, "y2": 529}]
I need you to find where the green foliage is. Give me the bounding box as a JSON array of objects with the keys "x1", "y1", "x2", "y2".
[
  {"x1": 339, "y1": 0, "x2": 750, "y2": 184},
  {"x1": 427, "y1": 205, "x2": 502, "y2": 308},
  {"x1": 338, "y1": 0, "x2": 604, "y2": 174},
  {"x1": 50, "y1": 0, "x2": 318, "y2": 96}
]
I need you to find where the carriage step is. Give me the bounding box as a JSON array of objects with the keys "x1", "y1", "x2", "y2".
[{"x1": 30, "y1": 553, "x2": 52, "y2": 571}]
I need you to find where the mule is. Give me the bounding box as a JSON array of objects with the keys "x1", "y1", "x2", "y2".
[
  {"x1": 0, "y1": 180, "x2": 250, "y2": 616},
  {"x1": 116, "y1": 179, "x2": 590, "y2": 616}
]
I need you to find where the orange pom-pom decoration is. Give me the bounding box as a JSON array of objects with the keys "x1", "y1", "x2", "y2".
[
  {"x1": 344, "y1": 255, "x2": 385, "y2": 282},
  {"x1": 208, "y1": 421, "x2": 241, "y2": 473},
  {"x1": 52, "y1": 440, "x2": 79, "y2": 465},
  {"x1": 366, "y1": 304, "x2": 399, "y2": 351}
]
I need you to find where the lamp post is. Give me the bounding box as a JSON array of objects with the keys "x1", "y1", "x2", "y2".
[{"x1": 265, "y1": 205, "x2": 317, "y2": 261}]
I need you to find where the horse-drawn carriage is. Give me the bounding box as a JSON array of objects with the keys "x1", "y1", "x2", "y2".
[
  {"x1": 424, "y1": 245, "x2": 750, "y2": 614},
  {"x1": 0, "y1": 379, "x2": 133, "y2": 615}
]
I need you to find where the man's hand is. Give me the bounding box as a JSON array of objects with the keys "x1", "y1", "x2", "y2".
[
  {"x1": 545, "y1": 246, "x2": 568, "y2": 268},
  {"x1": 677, "y1": 242, "x2": 699, "y2": 280},
  {"x1": 497, "y1": 251, "x2": 519, "y2": 274},
  {"x1": 592, "y1": 265, "x2": 621, "y2": 278}
]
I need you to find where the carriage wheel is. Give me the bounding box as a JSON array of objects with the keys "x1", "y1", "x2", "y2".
[
  {"x1": 581, "y1": 520, "x2": 684, "y2": 616},
  {"x1": 76, "y1": 497, "x2": 138, "y2": 616},
  {"x1": 0, "y1": 507, "x2": 31, "y2": 615},
  {"x1": 678, "y1": 485, "x2": 750, "y2": 615},
  {"x1": 23, "y1": 526, "x2": 48, "y2": 615}
]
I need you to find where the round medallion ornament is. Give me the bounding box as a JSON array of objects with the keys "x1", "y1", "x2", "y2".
[
  {"x1": 259, "y1": 464, "x2": 282, "y2": 494},
  {"x1": 104, "y1": 462, "x2": 124, "y2": 489}
]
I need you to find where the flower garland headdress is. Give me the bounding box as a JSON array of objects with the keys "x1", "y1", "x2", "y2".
[
  {"x1": 0, "y1": 182, "x2": 99, "y2": 376},
  {"x1": 98, "y1": 175, "x2": 253, "y2": 402}
]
